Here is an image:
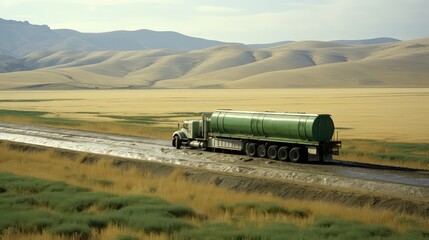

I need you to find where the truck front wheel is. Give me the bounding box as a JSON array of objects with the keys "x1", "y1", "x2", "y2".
[{"x1": 174, "y1": 135, "x2": 182, "y2": 149}]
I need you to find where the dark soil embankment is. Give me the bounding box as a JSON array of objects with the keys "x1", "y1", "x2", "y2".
[
  {"x1": 116, "y1": 159, "x2": 428, "y2": 218},
  {"x1": 182, "y1": 170, "x2": 428, "y2": 218},
  {"x1": 3, "y1": 141, "x2": 429, "y2": 218}
]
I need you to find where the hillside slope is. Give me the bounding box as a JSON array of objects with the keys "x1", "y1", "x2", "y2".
[{"x1": 0, "y1": 39, "x2": 428, "y2": 89}]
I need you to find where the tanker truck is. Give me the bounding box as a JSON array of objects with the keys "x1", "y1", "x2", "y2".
[{"x1": 172, "y1": 110, "x2": 341, "y2": 162}]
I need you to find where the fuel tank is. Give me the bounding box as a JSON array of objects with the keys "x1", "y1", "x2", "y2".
[{"x1": 210, "y1": 110, "x2": 335, "y2": 142}]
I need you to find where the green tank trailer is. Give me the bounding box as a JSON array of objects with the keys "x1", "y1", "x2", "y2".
[{"x1": 172, "y1": 110, "x2": 341, "y2": 162}]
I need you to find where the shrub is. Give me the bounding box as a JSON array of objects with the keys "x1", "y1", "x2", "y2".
[
  {"x1": 11, "y1": 195, "x2": 38, "y2": 206},
  {"x1": 55, "y1": 192, "x2": 111, "y2": 212},
  {"x1": 127, "y1": 214, "x2": 194, "y2": 234},
  {"x1": 86, "y1": 217, "x2": 108, "y2": 230},
  {"x1": 104, "y1": 212, "x2": 128, "y2": 226},
  {"x1": 311, "y1": 217, "x2": 394, "y2": 239},
  {"x1": 180, "y1": 222, "x2": 262, "y2": 240},
  {"x1": 181, "y1": 218, "x2": 401, "y2": 240},
  {"x1": 0, "y1": 208, "x2": 55, "y2": 233},
  {"x1": 117, "y1": 205, "x2": 175, "y2": 218},
  {"x1": 290, "y1": 209, "x2": 312, "y2": 218},
  {"x1": 30, "y1": 217, "x2": 55, "y2": 232},
  {"x1": 98, "y1": 196, "x2": 144, "y2": 210},
  {"x1": 51, "y1": 223, "x2": 91, "y2": 239},
  {"x1": 165, "y1": 205, "x2": 195, "y2": 217},
  {"x1": 401, "y1": 229, "x2": 429, "y2": 240},
  {"x1": 43, "y1": 182, "x2": 69, "y2": 192}
]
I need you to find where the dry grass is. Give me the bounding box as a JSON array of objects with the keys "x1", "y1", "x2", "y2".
[
  {"x1": 1, "y1": 226, "x2": 166, "y2": 240},
  {"x1": 0, "y1": 142, "x2": 427, "y2": 236},
  {"x1": 0, "y1": 88, "x2": 428, "y2": 142}
]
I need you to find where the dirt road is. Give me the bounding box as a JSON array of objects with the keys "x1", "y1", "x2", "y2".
[{"x1": 1, "y1": 122, "x2": 428, "y2": 199}]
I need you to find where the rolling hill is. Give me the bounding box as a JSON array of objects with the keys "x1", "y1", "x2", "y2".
[
  {"x1": 0, "y1": 18, "x2": 426, "y2": 89},
  {"x1": 0, "y1": 38, "x2": 428, "y2": 89}
]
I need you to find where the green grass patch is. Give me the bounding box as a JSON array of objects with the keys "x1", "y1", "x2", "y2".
[
  {"x1": 219, "y1": 201, "x2": 311, "y2": 218},
  {"x1": 180, "y1": 218, "x2": 429, "y2": 240},
  {"x1": 74, "y1": 112, "x2": 101, "y2": 114},
  {"x1": 0, "y1": 109, "x2": 177, "y2": 140},
  {"x1": 100, "y1": 115, "x2": 173, "y2": 125},
  {"x1": 51, "y1": 223, "x2": 91, "y2": 239},
  {"x1": 169, "y1": 112, "x2": 206, "y2": 117},
  {"x1": 0, "y1": 109, "x2": 49, "y2": 118},
  {"x1": 341, "y1": 139, "x2": 429, "y2": 167},
  {"x1": 1, "y1": 172, "x2": 427, "y2": 239},
  {"x1": 0, "y1": 172, "x2": 195, "y2": 237},
  {"x1": 0, "y1": 109, "x2": 199, "y2": 140},
  {"x1": 101, "y1": 112, "x2": 203, "y2": 125},
  {"x1": 0, "y1": 109, "x2": 184, "y2": 139},
  {"x1": 0, "y1": 109, "x2": 82, "y2": 126}
]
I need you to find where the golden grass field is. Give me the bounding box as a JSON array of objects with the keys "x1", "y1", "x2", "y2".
[
  {"x1": 0, "y1": 88, "x2": 428, "y2": 239},
  {"x1": 1, "y1": 142, "x2": 427, "y2": 240},
  {"x1": 0, "y1": 88, "x2": 428, "y2": 143}
]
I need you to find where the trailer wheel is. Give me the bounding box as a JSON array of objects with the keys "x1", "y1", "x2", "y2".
[
  {"x1": 257, "y1": 144, "x2": 267, "y2": 158},
  {"x1": 278, "y1": 146, "x2": 288, "y2": 161},
  {"x1": 246, "y1": 143, "x2": 257, "y2": 157},
  {"x1": 289, "y1": 147, "x2": 301, "y2": 163},
  {"x1": 174, "y1": 135, "x2": 182, "y2": 149},
  {"x1": 267, "y1": 145, "x2": 278, "y2": 160}
]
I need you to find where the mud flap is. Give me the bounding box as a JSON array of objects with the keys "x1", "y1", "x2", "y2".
[{"x1": 307, "y1": 146, "x2": 319, "y2": 161}]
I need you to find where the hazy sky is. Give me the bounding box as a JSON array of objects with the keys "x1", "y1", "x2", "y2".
[{"x1": 1, "y1": 0, "x2": 428, "y2": 43}]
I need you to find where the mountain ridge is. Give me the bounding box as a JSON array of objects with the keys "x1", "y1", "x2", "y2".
[
  {"x1": 0, "y1": 18, "x2": 227, "y2": 57},
  {"x1": 1, "y1": 18, "x2": 401, "y2": 58}
]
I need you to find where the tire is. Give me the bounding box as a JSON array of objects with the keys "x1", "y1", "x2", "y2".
[
  {"x1": 246, "y1": 143, "x2": 257, "y2": 157},
  {"x1": 289, "y1": 147, "x2": 301, "y2": 163},
  {"x1": 257, "y1": 144, "x2": 267, "y2": 158},
  {"x1": 267, "y1": 145, "x2": 278, "y2": 160},
  {"x1": 278, "y1": 146, "x2": 288, "y2": 161},
  {"x1": 174, "y1": 135, "x2": 182, "y2": 149}
]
